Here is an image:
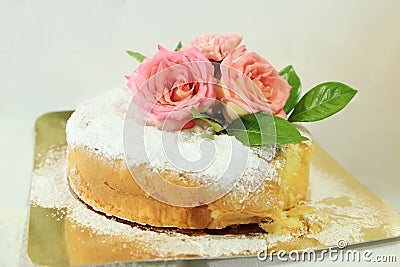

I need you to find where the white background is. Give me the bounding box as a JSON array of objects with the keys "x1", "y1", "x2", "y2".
[{"x1": 0, "y1": 0, "x2": 399, "y2": 266}]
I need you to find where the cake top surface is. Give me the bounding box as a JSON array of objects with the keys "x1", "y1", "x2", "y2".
[
  {"x1": 66, "y1": 88, "x2": 283, "y2": 193},
  {"x1": 66, "y1": 87, "x2": 130, "y2": 160}
]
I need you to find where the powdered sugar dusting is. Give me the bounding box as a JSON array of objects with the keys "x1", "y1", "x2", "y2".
[
  {"x1": 66, "y1": 88, "x2": 130, "y2": 159},
  {"x1": 305, "y1": 165, "x2": 400, "y2": 245},
  {"x1": 67, "y1": 88, "x2": 279, "y2": 191}
]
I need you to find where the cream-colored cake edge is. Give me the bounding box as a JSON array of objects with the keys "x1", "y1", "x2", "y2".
[{"x1": 67, "y1": 141, "x2": 314, "y2": 229}]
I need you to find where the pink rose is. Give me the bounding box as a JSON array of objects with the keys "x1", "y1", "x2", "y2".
[
  {"x1": 185, "y1": 33, "x2": 247, "y2": 62},
  {"x1": 219, "y1": 52, "x2": 292, "y2": 121},
  {"x1": 126, "y1": 46, "x2": 216, "y2": 131}
]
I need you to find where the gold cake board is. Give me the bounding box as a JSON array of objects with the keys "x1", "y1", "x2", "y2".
[{"x1": 27, "y1": 111, "x2": 400, "y2": 266}]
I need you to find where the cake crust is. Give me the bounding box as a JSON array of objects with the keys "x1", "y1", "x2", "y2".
[{"x1": 67, "y1": 141, "x2": 314, "y2": 229}]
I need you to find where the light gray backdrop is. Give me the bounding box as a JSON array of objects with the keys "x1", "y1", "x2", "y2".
[{"x1": 1, "y1": 0, "x2": 399, "y2": 266}]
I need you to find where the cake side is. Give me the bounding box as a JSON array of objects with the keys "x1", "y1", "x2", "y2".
[{"x1": 67, "y1": 140, "x2": 313, "y2": 229}]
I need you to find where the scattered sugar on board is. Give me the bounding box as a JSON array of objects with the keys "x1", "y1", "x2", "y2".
[
  {"x1": 305, "y1": 165, "x2": 391, "y2": 245},
  {"x1": 31, "y1": 149, "x2": 272, "y2": 257}
]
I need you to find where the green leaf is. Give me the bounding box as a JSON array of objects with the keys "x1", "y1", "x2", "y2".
[
  {"x1": 279, "y1": 65, "x2": 302, "y2": 114},
  {"x1": 127, "y1": 50, "x2": 146, "y2": 63},
  {"x1": 272, "y1": 116, "x2": 309, "y2": 144},
  {"x1": 190, "y1": 107, "x2": 223, "y2": 132},
  {"x1": 174, "y1": 41, "x2": 183, "y2": 51},
  {"x1": 225, "y1": 113, "x2": 309, "y2": 146},
  {"x1": 288, "y1": 82, "x2": 357, "y2": 122}
]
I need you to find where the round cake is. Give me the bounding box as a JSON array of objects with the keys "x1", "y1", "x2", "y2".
[{"x1": 66, "y1": 88, "x2": 314, "y2": 230}]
